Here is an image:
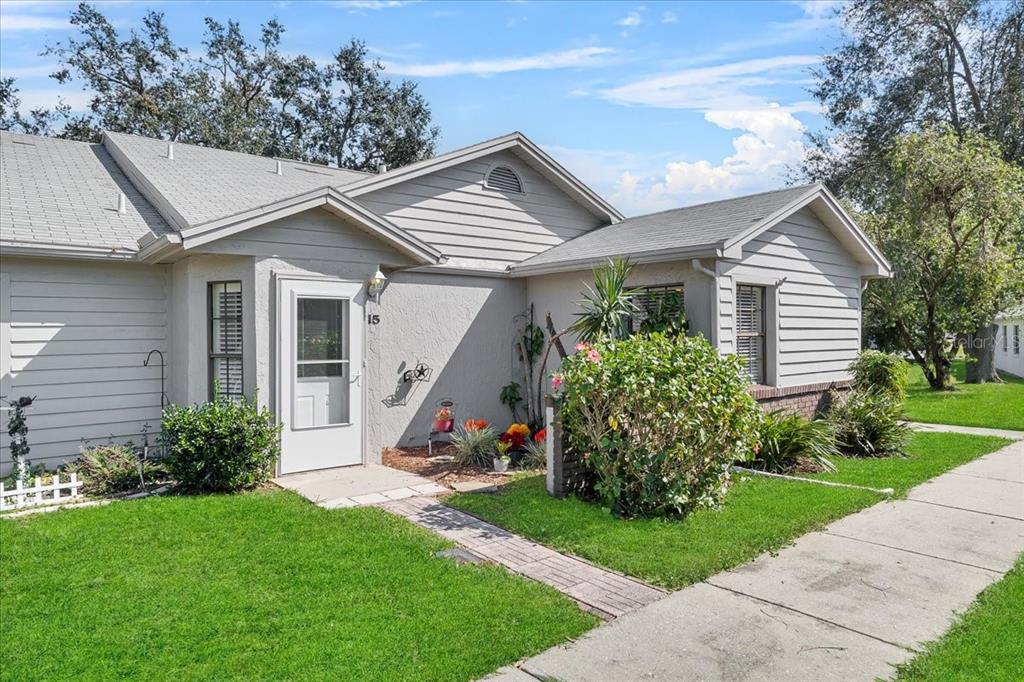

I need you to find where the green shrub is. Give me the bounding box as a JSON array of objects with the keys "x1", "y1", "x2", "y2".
[
  {"x1": 161, "y1": 394, "x2": 281, "y2": 492},
  {"x1": 558, "y1": 333, "x2": 760, "y2": 518},
  {"x1": 450, "y1": 424, "x2": 499, "y2": 467},
  {"x1": 521, "y1": 440, "x2": 547, "y2": 469},
  {"x1": 828, "y1": 389, "x2": 910, "y2": 457},
  {"x1": 849, "y1": 350, "x2": 908, "y2": 400},
  {"x1": 69, "y1": 444, "x2": 164, "y2": 496},
  {"x1": 750, "y1": 411, "x2": 838, "y2": 473}
]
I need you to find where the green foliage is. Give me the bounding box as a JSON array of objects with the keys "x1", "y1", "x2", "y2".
[
  {"x1": 861, "y1": 127, "x2": 1024, "y2": 390},
  {"x1": 807, "y1": 0, "x2": 1024, "y2": 209},
  {"x1": 69, "y1": 444, "x2": 164, "y2": 496},
  {"x1": 521, "y1": 440, "x2": 547, "y2": 469},
  {"x1": 5, "y1": 4, "x2": 439, "y2": 170},
  {"x1": 752, "y1": 411, "x2": 838, "y2": 473},
  {"x1": 161, "y1": 394, "x2": 281, "y2": 492},
  {"x1": 559, "y1": 333, "x2": 760, "y2": 518},
  {"x1": 499, "y1": 382, "x2": 522, "y2": 421},
  {"x1": 849, "y1": 350, "x2": 908, "y2": 400},
  {"x1": 828, "y1": 389, "x2": 910, "y2": 458},
  {"x1": 571, "y1": 258, "x2": 640, "y2": 342},
  {"x1": 638, "y1": 289, "x2": 687, "y2": 337},
  {"x1": 450, "y1": 425, "x2": 499, "y2": 467},
  {"x1": 522, "y1": 324, "x2": 544, "y2": 360},
  {"x1": 5, "y1": 396, "x2": 34, "y2": 479}
]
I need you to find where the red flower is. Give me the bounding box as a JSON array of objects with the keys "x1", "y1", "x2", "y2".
[
  {"x1": 533, "y1": 428, "x2": 547, "y2": 442},
  {"x1": 464, "y1": 418, "x2": 489, "y2": 431},
  {"x1": 499, "y1": 431, "x2": 526, "y2": 449}
]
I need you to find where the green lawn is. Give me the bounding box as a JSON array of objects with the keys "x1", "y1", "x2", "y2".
[
  {"x1": 893, "y1": 555, "x2": 1024, "y2": 682},
  {"x1": 0, "y1": 490, "x2": 595, "y2": 681},
  {"x1": 905, "y1": 359, "x2": 1024, "y2": 431},
  {"x1": 448, "y1": 432, "x2": 1009, "y2": 590}
]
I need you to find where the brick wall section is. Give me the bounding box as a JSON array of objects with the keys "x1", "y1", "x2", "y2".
[
  {"x1": 749, "y1": 380, "x2": 853, "y2": 419},
  {"x1": 546, "y1": 380, "x2": 854, "y2": 497}
]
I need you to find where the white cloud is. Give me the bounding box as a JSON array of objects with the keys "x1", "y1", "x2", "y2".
[
  {"x1": 792, "y1": 0, "x2": 843, "y2": 20},
  {"x1": 382, "y1": 46, "x2": 613, "y2": 78},
  {"x1": 0, "y1": 13, "x2": 68, "y2": 32},
  {"x1": 661, "y1": 11, "x2": 678, "y2": 24},
  {"x1": 609, "y1": 106, "x2": 808, "y2": 213},
  {"x1": 598, "y1": 55, "x2": 820, "y2": 110},
  {"x1": 0, "y1": 63, "x2": 59, "y2": 78},
  {"x1": 617, "y1": 10, "x2": 642, "y2": 28}
]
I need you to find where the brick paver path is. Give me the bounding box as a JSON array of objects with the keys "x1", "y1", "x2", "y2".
[{"x1": 380, "y1": 495, "x2": 665, "y2": 618}]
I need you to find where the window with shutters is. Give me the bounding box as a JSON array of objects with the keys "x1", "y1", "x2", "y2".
[
  {"x1": 1015, "y1": 325, "x2": 1021, "y2": 355},
  {"x1": 484, "y1": 165, "x2": 524, "y2": 193},
  {"x1": 629, "y1": 284, "x2": 685, "y2": 335},
  {"x1": 1003, "y1": 325, "x2": 1009, "y2": 352},
  {"x1": 209, "y1": 281, "x2": 243, "y2": 400},
  {"x1": 735, "y1": 284, "x2": 766, "y2": 384}
]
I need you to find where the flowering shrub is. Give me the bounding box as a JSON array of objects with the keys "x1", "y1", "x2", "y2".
[
  {"x1": 559, "y1": 333, "x2": 761, "y2": 518},
  {"x1": 533, "y1": 428, "x2": 547, "y2": 443},
  {"x1": 463, "y1": 418, "x2": 489, "y2": 431},
  {"x1": 451, "y1": 422, "x2": 498, "y2": 466}
]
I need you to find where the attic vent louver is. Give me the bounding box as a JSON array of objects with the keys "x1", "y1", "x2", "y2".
[{"x1": 485, "y1": 165, "x2": 523, "y2": 193}]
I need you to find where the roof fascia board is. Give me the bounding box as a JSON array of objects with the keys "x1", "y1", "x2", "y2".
[
  {"x1": 179, "y1": 186, "x2": 442, "y2": 264},
  {"x1": 0, "y1": 241, "x2": 138, "y2": 261},
  {"x1": 102, "y1": 133, "x2": 190, "y2": 232},
  {"x1": 723, "y1": 184, "x2": 892, "y2": 277},
  {"x1": 344, "y1": 132, "x2": 625, "y2": 223},
  {"x1": 137, "y1": 233, "x2": 184, "y2": 263},
  {"x1": 509, "y1": 244, "x2": 721, "y2": 278}
]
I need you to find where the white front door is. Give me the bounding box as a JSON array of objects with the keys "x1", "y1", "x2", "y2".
[{"x1": 277, "y1": 277, "x2": 364, "y2": 474}]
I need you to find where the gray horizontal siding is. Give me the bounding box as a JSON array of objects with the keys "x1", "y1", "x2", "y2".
[
  {"x1": 198, "y1": 208, "x2": 416, "y2": 268},
  {"x1": 0, "y1": 258, "x2": 168, "y2": 472},
  {"x1": 719, "y1": 207, "x2": 861, "y2": 386},
  {"x1": 357, "y1": 150, "x2": 603, "y2": 267}
]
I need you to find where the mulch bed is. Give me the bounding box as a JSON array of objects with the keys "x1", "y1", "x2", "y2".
[{"x1": 382, "y1": 445, "x2": 531, "y2": 489}]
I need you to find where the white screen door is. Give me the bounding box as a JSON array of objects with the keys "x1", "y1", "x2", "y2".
[{"x1": 278, "y1": 278, "x2": 363, "y2": 474}]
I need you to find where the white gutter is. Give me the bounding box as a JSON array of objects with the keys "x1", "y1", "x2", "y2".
[{"x1": 691, "y1": 258, "x2": 720, "y2": 348}]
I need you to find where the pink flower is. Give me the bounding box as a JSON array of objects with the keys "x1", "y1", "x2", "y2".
[
  {"x1": 586, "y1": 348, "x2": 601, "y2": 363},
  {"x1": 550, "y1": 373, "x2": 564, "y2": 391},
  {"x1": 574, "y1": 342, "x2": 589, "y2": 352}
]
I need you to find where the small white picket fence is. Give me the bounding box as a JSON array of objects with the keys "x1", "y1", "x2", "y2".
[{"x1": 0, "y1": 473, "x2": 83, "y2": 512}]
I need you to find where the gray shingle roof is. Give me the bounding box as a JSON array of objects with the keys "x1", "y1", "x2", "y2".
[
  {"x1": 512, "y1": 183, "x2": 818, "y2": 272},
  {"x1": 1, "y1": 131, "x2": 174, "y2": 253},
  {"x1": 103, "y1": 132, "x2": 370, "y2": 229}
]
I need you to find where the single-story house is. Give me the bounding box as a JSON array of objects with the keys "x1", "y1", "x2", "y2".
[
  {"x1": 0, "y1": 129, "x2": 890, "y2": 475},
  {"x1": 994, "y1": 308, "x2": 1023, "y2": 378}
]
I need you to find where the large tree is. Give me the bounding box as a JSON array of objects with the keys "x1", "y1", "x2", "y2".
[
  {"x1": 1, "y1": 2, "x2": 439, "y2": 171},
  {"x1": 806, "y1": 0, "x2": 1024, "y2": 381},
  {"x1": 862, "y1": 128, "x2": 1024, "y2": 391}
]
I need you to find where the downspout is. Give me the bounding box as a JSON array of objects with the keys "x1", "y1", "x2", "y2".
[{"x1": 691, "y1": 259, "x2": 719, "y2": 348}]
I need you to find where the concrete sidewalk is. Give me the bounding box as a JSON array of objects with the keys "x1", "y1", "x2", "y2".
[
  {"x1": 498, "y1": 440, "x2": 1023, "y2": 681},
  {"x1": 910, "y1": 421, "x2": 1024, "y2": 441}
]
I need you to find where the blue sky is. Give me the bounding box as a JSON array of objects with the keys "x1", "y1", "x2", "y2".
[{"x1": 0, "y1": 0, "x2": 845, "y2": 215}]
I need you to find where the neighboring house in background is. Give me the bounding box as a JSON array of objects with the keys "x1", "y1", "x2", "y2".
[
  {"x1": 994, "y1": 308, "x2": 1024, "y2": 378},
  {"x1": 0, "y1": 130, "x2": 889, "y2": 475}
]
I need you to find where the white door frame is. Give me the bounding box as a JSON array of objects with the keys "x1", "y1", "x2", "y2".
[{"x1": 273, "y1": 271, "x2": 368, "y2": 474}]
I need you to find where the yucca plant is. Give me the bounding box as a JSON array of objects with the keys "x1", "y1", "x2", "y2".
[
  {"x1": 450, "y1": 425, "x2": 499, "y2": 467},
  {"x1": 571, "y1": 258, "x2": 640, "y2": 342},
  {"x1": 828, "y1": 389, "x2": 910, "y2": 457},
  {"x1": 752, "y1": 410, "x2": 839, "y2": 473}
]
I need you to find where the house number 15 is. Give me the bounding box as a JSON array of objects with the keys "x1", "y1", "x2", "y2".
[{"x1": 367, "y1": 314, "x2": 381, "y2": 325}]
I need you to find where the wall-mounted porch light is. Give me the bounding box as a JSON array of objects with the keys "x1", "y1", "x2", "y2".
[{"x1": 368, "y1": 267, "x2": 387, "y2": 302}]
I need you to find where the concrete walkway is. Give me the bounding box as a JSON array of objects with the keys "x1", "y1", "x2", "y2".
[
  {"x1": 274, "y1": 464, "x2": 446, "y2": 508},
  {"x1": 909, "y1": 421, "x2": 1024, "y2": 441},
  {"x1": 382, "y1": 495, "x2": 665, "y2": 619},
  {"x1": 495, "y1": 440, "x2": 1023, "y2": 681}
]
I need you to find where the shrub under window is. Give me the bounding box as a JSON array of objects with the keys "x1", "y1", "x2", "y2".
[
  {"x1": 161, "y1": 392, "x2": 281, "y2": 492},
  {"x1": 558, "y1": 333, "x2": 760, "y2": 519}
]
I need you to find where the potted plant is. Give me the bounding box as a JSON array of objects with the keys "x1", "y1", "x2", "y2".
[
  {"x1": 493, "y1": 441, "x2": 512, "y2": 473},
  {"x1": 500, "y1": 423, "x2": 531, "y2": 466},
  {"x1": 433, "y1": 405, "x2": 454, "y2": 433}
]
